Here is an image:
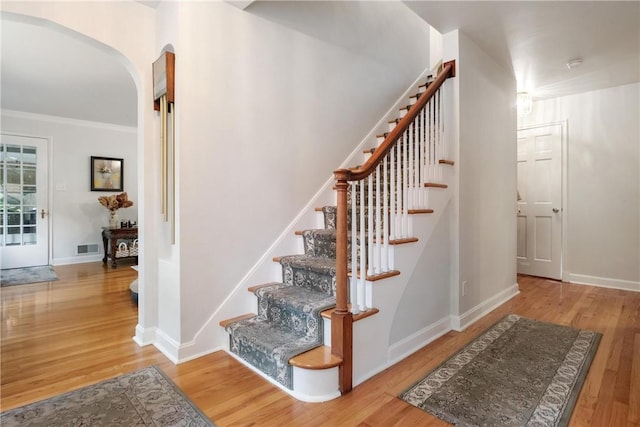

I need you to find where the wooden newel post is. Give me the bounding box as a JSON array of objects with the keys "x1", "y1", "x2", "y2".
[{"x1": 332, "y1": 169, "x2": 353, "y2": 394}]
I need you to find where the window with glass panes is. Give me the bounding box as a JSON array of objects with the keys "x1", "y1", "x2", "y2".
[{"x1": 1, "y1": 144, "x2": 38, "y2": 247}]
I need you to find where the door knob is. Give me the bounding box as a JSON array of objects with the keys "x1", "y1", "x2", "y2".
[
  {"x1": 552, "y1": 208, "x2": 559, "y2": 213},
  {"x1": 40, "y1": 209, "x2": 48, "y2": 219}
]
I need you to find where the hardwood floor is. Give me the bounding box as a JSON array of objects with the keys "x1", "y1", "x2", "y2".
[{"x1": 1, "y1": 263, "x2": 639, "y2": 426}]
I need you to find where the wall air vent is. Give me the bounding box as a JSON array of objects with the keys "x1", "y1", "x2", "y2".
[{"x1": 77, "y1": 243, "x2": 100, "y2": 255}]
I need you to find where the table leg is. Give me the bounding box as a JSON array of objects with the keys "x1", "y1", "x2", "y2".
[
  {"x1": 110, "y1": 238, "x2": 118, "y2": 268},
  {"x1": 102, "y1": 232, "x2": 108, "y2": 264}
]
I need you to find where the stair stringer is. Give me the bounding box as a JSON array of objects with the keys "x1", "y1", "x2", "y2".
[
  {"x1": 174, "y1": 66, "x2": 436, "y2": 365},
  {"x1": 345, "y1": 173, "x2": 454, "y2": 387}
]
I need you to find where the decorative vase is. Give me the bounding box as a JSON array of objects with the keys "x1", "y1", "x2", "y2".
[{"x1": 109, "y1": 210, "x2": 119, "y2": 228}]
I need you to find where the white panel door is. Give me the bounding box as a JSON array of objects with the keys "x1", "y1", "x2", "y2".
[
  {"x1": 0, "y1": 134, "x2": 49, "y2": 269},
  {"x1": 516, "y1": 125, "x2": 562, "y2": 279}
]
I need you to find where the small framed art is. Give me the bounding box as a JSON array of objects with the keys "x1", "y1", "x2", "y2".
[{"x1": 91, "y1": 156, "x2": 123, "y2": 191}]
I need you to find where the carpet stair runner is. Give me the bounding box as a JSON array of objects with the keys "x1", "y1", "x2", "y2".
[
  {"x1": 222, "y1": 73, "x2": 449, "y2": 392},
  {"x1": 223, "y1": 209, "x2": 341, "y2": 389}
]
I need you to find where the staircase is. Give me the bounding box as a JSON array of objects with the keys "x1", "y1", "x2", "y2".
[
  {"x1": 220, "y1": 61, "x2": 456, "y2": 401},
  {"x1": 222, "y1": 233, "x2": 338, "y2": 389}
]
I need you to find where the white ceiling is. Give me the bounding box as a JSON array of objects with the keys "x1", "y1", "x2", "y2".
[
  {"x1": 1, "y1": 1, "x2": 639, "y2": 127},
  {"x1": 1, "y1": 15, "x2": 138, "y2": 127},
  {"x1": 405, "y1": 1, "x2": 640, "y2": 99}
]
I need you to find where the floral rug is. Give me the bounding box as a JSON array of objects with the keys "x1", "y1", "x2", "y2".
[
  {"x1": 0, "y1": 266, "x2": 58, "y2": 287},
  {"x1": 399, "y1": 314, "x2": 601, "y2": 427},
  {"x1": 0, "y1": 366, "x2": 215, "y2": 426}
]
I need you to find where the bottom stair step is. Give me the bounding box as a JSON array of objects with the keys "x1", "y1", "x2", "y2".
[
  {"x1": 289, "y1": 345, "x2": 342, "y2": 370},
  {"x1": 225, "y1": 316, "x2": 326, "y2": 389}
]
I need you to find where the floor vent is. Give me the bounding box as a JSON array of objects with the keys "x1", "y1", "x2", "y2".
[{"x1": 77, "y1": 243, "x2": 100, "y2": 255}]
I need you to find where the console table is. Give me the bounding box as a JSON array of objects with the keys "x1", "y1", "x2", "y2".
[{"x1": 102, "y1": 227, "x2": 138, "y2": 268}]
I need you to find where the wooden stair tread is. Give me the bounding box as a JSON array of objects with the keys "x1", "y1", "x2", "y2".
[
  {"x1": 219, "y1": 313, "x2": 256, "y2": 328},
  {"x1": 289, "y1": 345, "x2": 342, "y2": 370},
  {"x1": 408, "y1": 208, "x2": 434, "y2": 214},
  {"x1": 424, "y1": 182, "x2": 448, "y2": 189},
  {"x1": 348, "y1": 269, "x2": 400, "y2": 281},
  {"x1": 321, "y1": 306, "x2": 380, "y2": 322},
  {"x1": 388, "y1": 237, "x2": 419, "y2": 245},
  {"x1": 247, "y1": 282, "x2": 279, "y2": 293}
]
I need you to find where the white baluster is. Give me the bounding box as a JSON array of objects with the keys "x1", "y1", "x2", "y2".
[
  {"x1": 420, "y1": 104, "x2": 427, "y2": 208},
  {"x1": 414, "y1": 113, "x2": 420, "y2": 208},
  {"x1": 407, "y1": 123, "x2": 414, "y2": 237},
  {"x1": 382, "y1": 155, "x2": 389, "y2": 272},
  {"x1": 396, "y1": 141, "x2": 402, "y2": 238},
  {"x1": 350, "y1": 180, "x2": 358, "y2": 314},
  {"x1": 430, "y1": 98, "x2": 436, "y2": 182},
  {"x1": 402, "y1": 130, "x2": 408, "y2": 237},
  {"x1": 436, "y1": 89, "x2": 441, "y2": 182},
  {"x1": 442, "y1": 82, "x2": 449, "y2": 161},
  {"x1": 374, "y1": 164, "x2": 381, "y2": 275},
  {"x1": 408, "y1": 120, "x2": 414, "y2": 211},
  {"x1": 390, "y1": 146, "x2": 396, "y2": 241},
  {"x1": 359, "y1": 178, "x2": 366, "y2": 313},
  {"x1": 367, "y1": 174, "x2": 373, "y2": 278}
]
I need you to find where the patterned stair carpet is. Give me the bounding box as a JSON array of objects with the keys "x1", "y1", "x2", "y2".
[
  {"x1": 224, "y1": 209, "x2": 339, "y2": 389},
  {"x1": 0, "y1": 366, "x2": 214, "y2": 426},
  {"x1": 400, "y1": 314, "x2": 601, "y2": 427}
]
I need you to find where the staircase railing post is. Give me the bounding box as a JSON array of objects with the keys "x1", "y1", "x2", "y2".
[{"x1": 333, "y1": 169, "x2": 353, "y2": 394}]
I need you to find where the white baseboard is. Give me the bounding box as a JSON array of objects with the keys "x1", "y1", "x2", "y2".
[
  {"x1": 387, "y1": 316, "x2": 452, "y2": 363},
  {"x1": 133, "y1": 324, "x2": 156, "y2": 347},
  {"x1": 451, "y1": 283, "x2": 520, "y2": 331},
  {"x1": 52, "y1": 255, "x2": 103, "y2": 266},
  {"x1": 152, "y1": 329, "x2": 181, "y2": 364},
  {"x1": 350, "y1": 316, "x2": 453, "y2": 388},
  {"x1": 568, "y1": 273, "x2": 639, "y2": 292}
]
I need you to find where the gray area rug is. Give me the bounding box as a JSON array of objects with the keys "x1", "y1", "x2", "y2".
[
  {"x1": 400, "y1": 314, "x2": 601, "y2": 427},
  {"x1": 0, "y1": 366, "x2": 215, "y2": 426},
  {"x1": 0, "y1": 265, "x2": 59, "y2": 287}
]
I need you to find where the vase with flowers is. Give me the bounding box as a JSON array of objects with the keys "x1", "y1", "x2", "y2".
[{"x1": 98, "y1": 192, "x2": 134, "y2": 228}]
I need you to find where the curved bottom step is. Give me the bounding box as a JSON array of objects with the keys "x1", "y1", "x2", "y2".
[{"x1": 225, "y1": 349, "x2": 341, "y2": 403}]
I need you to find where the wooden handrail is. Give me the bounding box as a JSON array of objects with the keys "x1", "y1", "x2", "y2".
[
  {"x1": 331, "y1": 60, "x2": 455, "y2": 395},
  {"x1": 335, "y1": 60, "x2": 456, "y2": 182}
]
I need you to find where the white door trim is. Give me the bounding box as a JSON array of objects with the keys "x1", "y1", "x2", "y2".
[
  {"x1": 1, "y1": 131, "x2": 53, "y2": 267},
  {"x1": 517, "y1": 121, "x2": 568, "y2": 281}
]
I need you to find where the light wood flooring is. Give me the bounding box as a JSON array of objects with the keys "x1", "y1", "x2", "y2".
[{"x1": 1, "y1": 262, "x2": 639, "y2": 426}]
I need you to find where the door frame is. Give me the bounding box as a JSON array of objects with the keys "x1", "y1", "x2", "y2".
[
  {"x1": 516, "y1": 120, "x2": 568, "y2": 281},
  {"x1": 1, "y1": 131, "x2": 53, "y2": 267}
]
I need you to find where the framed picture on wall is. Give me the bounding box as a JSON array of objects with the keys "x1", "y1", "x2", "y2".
[{"x1": 91, "y1": 156, "x2": 124, "y2": 191}]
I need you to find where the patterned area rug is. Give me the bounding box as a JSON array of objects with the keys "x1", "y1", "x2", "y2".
[
  {"x1": 400, "y1": 314, "x2": 601, "y2": 427},
  {"x1": 0, "y1": 366, "x2": 215, "y2": 426},
  {"x1": 0, "y1": 266, "x2": 59, "y2": 287}
]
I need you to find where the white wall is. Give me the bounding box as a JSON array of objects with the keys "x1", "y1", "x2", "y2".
[
  {"x1": 520, "y1": 83, "x2": 640, "y2": 289},
  {"x1": 156, "y1": 1, "x2": 434, "y2": 345},
  {"x1": 445, "y1": 30, "x2": 519, "y2": 327},
  {"x1": 1, "y1": 111, "x2": 138, "y2": 264},
  {"x1": 390, "y1": 202, "x2": 451, "y2": 342}
]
